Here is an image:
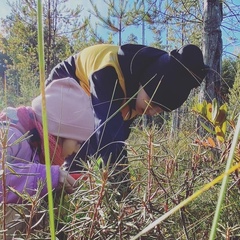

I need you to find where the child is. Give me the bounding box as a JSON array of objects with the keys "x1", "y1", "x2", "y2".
[
  {"x1": 46, "y1": 43, "x2": 209, "y2": 184},
  {"x1": 0, "y1": 77, "x2": 94, "y2": 237}
]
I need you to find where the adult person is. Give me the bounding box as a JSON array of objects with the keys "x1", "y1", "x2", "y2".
[{"x1": 46, "y1": 43, "x2": 209, "y2": 189}]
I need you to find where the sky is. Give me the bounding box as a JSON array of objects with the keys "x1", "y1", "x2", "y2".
[
  {"x1": 0, "y1": 0, "x2": 91, "y2": 28},
  {"x1": 0, "y1": 0, "x2": 239, "y2": 57},
  {"x1": 0, "y1": 0, "x2": 154, "y2": 46},
  {"x1": 0, "y1": 0, "x2": 10, "y2": 19}
]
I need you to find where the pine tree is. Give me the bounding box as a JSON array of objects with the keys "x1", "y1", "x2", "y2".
[{"x1": 0, "y1": 0, "x2": 84, "y2": 105}]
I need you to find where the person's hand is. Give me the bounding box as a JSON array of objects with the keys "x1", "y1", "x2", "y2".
[{"x1": 58, "y1": 169, "x2": 76, "y2": 194}]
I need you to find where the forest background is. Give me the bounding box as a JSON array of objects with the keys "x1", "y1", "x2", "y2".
[{"x1": 0, "y1": 0, "x2": 240, "y2": 239}]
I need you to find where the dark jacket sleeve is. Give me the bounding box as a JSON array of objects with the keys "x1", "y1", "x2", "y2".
[{"x1": 75, "y1": 66, "x2": 133, "y2": 168}]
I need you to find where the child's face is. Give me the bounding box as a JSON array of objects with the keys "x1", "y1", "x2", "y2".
[
  {"x1": 59, "y1": 139, "x2": 81, "y2": 159},
  {"x1": 135, "y1": 87, "x2": 163, "y2": 116}
]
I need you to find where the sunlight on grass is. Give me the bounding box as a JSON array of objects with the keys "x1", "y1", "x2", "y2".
[{"x1": 131, "y1": 114, "x2": 240, "y2": 240}]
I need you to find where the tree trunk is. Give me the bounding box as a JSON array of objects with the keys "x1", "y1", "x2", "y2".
[
  {"x1": 201, "y1": 0, "x2": 223, "y2": 103},
  {"x1": 170, "y1": 108, "x2": 180, "y2": 138}
]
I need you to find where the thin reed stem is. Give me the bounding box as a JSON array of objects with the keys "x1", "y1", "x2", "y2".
[
  {"x1": 147, "y1": 130, "x2": 153, "y2": 203},
  {"x1": 89, "y1": 169, "x2": 108, "y2": 238},
  {"x1": 37, "y1": 1, "x2": 56, "y2": 239}
]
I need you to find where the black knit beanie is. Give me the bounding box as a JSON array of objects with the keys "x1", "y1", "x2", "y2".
[{"x1": 140, "y1": 44, "x2": 209, "y2": 111}]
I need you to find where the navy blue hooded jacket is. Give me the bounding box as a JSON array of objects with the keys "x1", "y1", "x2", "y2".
[{"x1": 46, "y1": 43, "x2": 207, "y2": 171}]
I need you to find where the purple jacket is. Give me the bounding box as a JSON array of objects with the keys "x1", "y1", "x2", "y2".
[{"x1": 0, "y1": 125, "x2": 59, "y2": 203}]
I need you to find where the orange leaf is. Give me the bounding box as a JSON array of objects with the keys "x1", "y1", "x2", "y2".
[
  {"x1": 202, "y1": 141, "x2": 209, "y2": 147},
  {"x1": 207, "y1": 137, "x2": 216, "y2": 148}
]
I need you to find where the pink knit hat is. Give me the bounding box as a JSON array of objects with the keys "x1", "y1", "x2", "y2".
[{"x1": 32, "y1": 77, "x2": 94, "y2": 143}]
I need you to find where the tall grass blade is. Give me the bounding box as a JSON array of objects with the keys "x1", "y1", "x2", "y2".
[
  {"x1": 37, "y1": 1, "x2": 56, "y2": 239},
  {"x1": 209, "y1": 113, "x2": 240, "y2": 240}
]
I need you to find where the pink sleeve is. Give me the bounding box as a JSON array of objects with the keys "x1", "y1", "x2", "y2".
[{"x1": 0, "y1": 127, "x2": 60, "y2": 203}]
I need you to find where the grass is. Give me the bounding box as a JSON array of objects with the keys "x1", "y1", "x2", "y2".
[{"x1": 0, "y1": 110, "x2": 240, "y2": 239}]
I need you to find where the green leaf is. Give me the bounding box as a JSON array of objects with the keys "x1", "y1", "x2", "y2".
[
  {"x1": 202, "y1": 100, "x2": 208, "y2": 116},
  {"x1": 206, "y1": 103, "x2": 213, "y2": 122},
  {"x1": 193, "y1": 100, "x2": 207, "y2": 116},
  {"x1": 212, "y1": 98, "x2": 218, "y2": 123},
  {"x1": 200, "y1": 121, "x2": 215, "y2": 134},
  {"x1": 215, "y1": 125, "x2": 225, "y2": 143},
  {"x1": 221, "y1": 121, "x2": 227, "y2": 137}
]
